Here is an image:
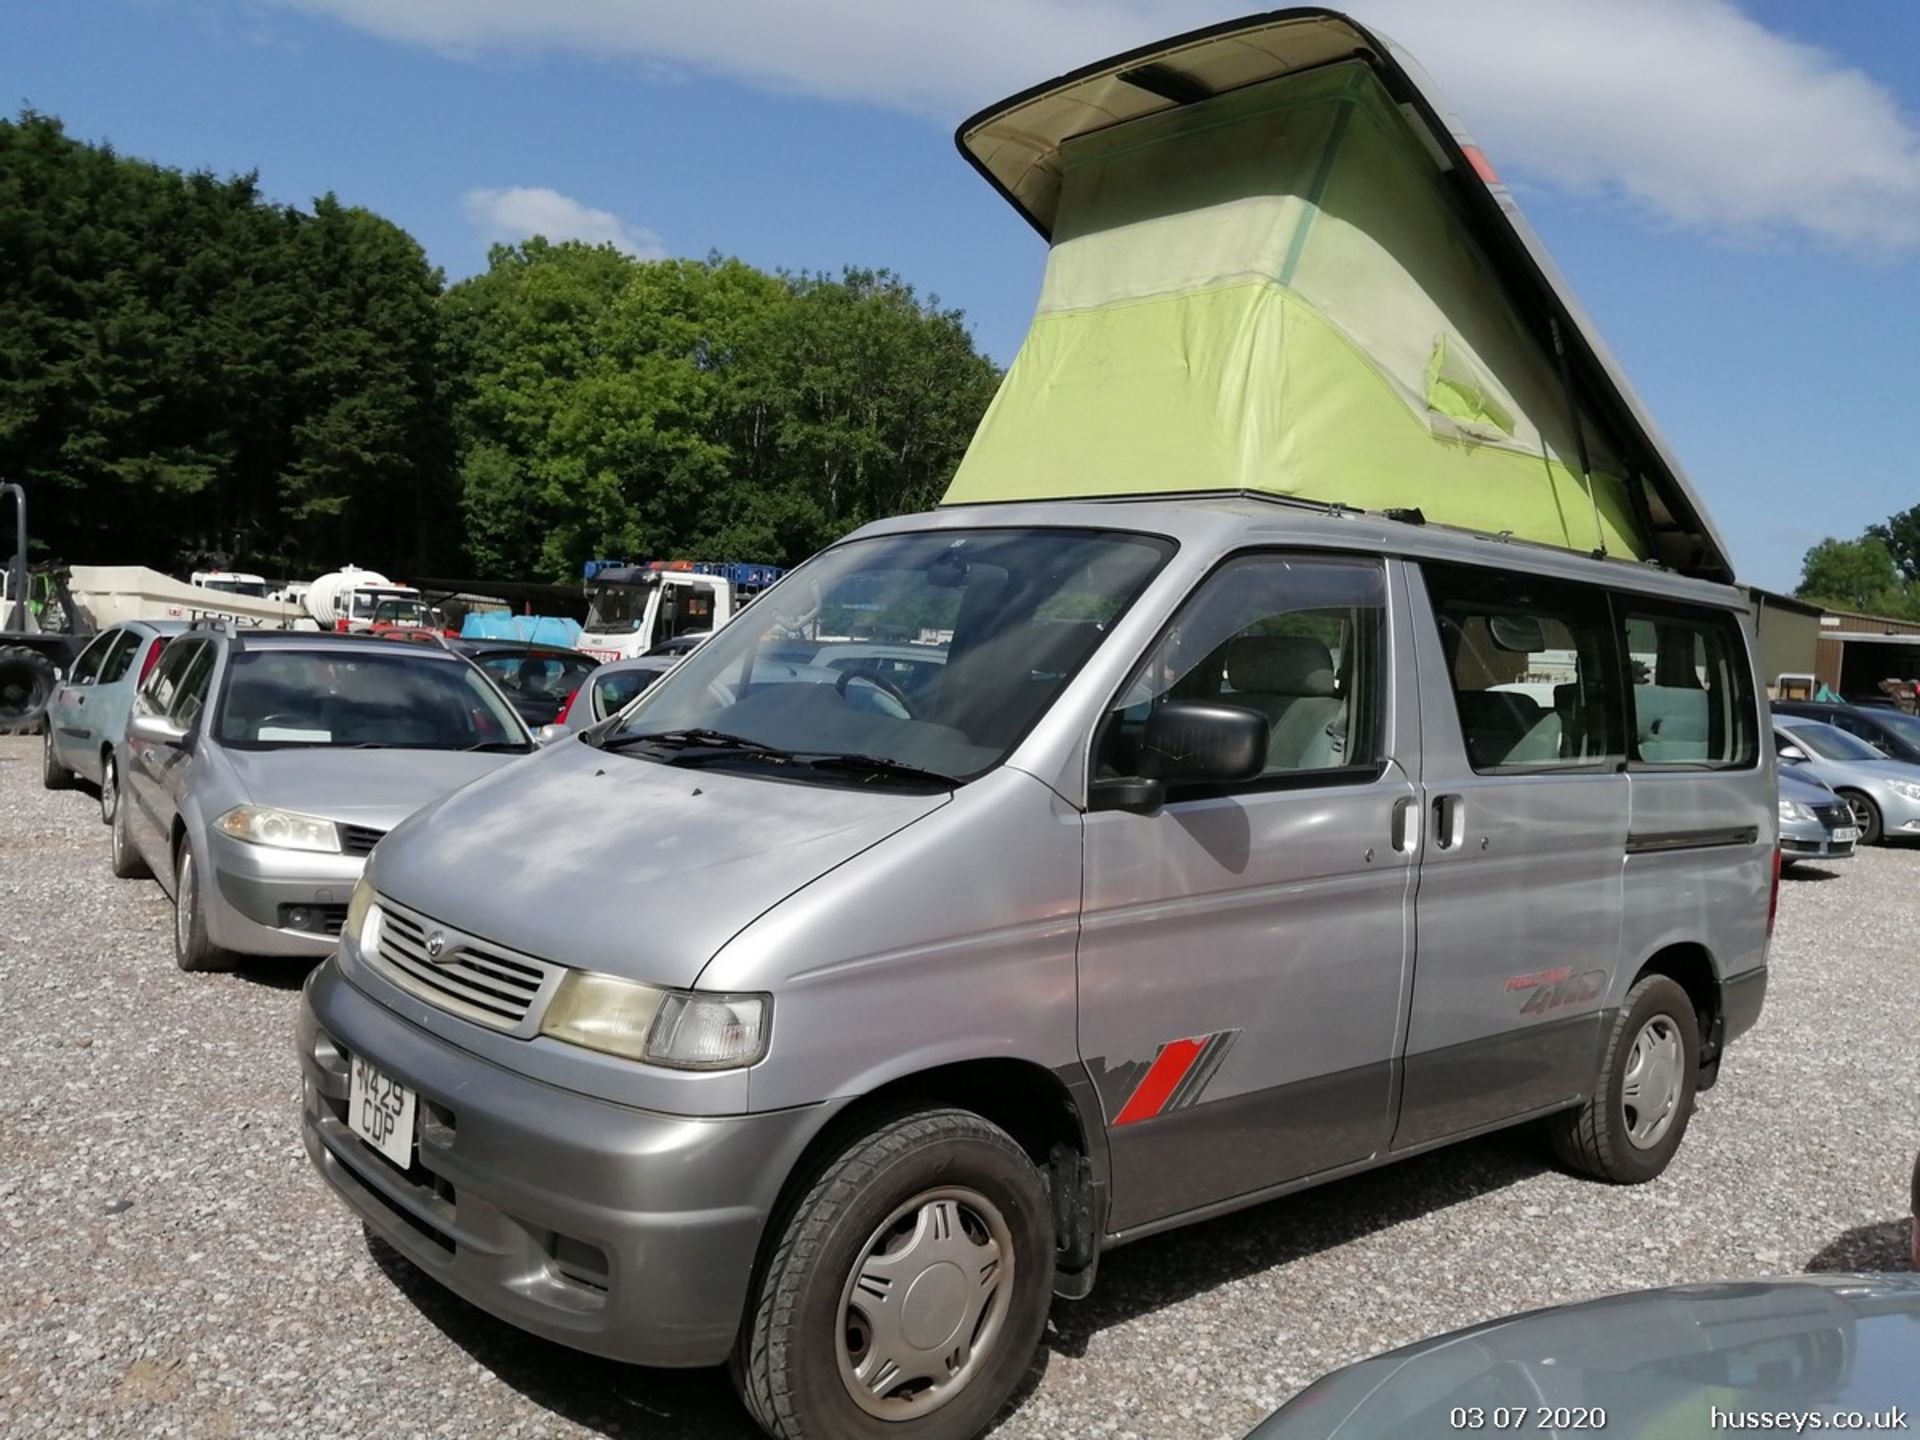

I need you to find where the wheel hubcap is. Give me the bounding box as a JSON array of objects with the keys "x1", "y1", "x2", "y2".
[
  {"x1": 1847, "y1": 796, "x2": 1872, "y2": 831},
  {"x1": 1621, "y1": 1015, "x2": 1684, "y2": 1150},
  {"x1": 101, "y1": 763, "x2": 117, "y2": 820},
  {"x1": 835, "y1": 1186, "x2": 1013, "y2": 1421},
  {"x1": 176, "y1": 853, "x2": 194, "y2": 952}
]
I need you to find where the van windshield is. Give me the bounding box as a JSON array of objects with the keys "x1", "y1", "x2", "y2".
[{"x1": 601, "y1": 528, "x2": 1174, "y2": 784}]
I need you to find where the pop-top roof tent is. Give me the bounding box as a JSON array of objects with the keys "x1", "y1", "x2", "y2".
[{"x1": 946, "y1": 8, "x2": 1735, "y2": 583}]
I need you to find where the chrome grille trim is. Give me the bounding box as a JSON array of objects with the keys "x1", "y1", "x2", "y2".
[{"x1": 361, "y1": 896, "x2": 565, "y2": 1037}]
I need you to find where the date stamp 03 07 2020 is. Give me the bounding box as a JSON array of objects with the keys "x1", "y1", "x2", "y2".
[{"x1": 1446, "y1": 1405, "x2": 1912, "y2": 1433}]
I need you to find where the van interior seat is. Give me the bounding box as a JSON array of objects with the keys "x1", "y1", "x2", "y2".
[
  {"x1": 1223, "y1": 634, "x2": 1343, "y2": 770},
  {"x1": 1635, "y1": 683, "x2": 1710, "y2": 762},
  {"x1": 1455, "y1": 689, "x2": 1562, "y2": 768}
]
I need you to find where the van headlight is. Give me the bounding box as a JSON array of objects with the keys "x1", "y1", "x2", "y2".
[
  {"x1": 1888, "y1": 780, "x2": 1920, "y2": 803},
  {"x1": 214, "y1": 804, "x2": 341, "y2": 852},
  {"x1": 1777, "y1": 799, "x2": 1813, "y2": 823},
  {"x1": 344, "y1": 875, "x2": 383, "y2": 957},
  {"x1": 539, "y1": 970, "x2": 770, "y2": 1070}
]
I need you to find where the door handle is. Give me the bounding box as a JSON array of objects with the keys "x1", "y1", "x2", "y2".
[
  {"x1": 1432, "y1": 793, "x2": 1466, "y2": 850},
  {"x1": 1391, "y1": 796, "x2": 1420, "y2": 853}
]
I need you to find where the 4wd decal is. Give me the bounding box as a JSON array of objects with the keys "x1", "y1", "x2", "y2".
[
  {"x1": 1509, "y1": 968, "x2": 1607, "y2": 1017},
  {"x1": 1103, "y1": 1030, "x2": 1241, "y2": 1126}
]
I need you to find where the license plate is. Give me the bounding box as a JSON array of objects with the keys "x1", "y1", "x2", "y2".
[
  {"x1": 1832, "y1": 827, "x2": 1859, "y2": 843},
  {"x1": 348, "y1": 1054, "x2": 416, "y2": 1169}
]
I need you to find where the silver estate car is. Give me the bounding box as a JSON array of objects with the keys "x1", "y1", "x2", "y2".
[
  {"x1": 1776, "y1": 765, "x2": 1856, "y2": 868},
  {"x1": 114, "y1": 625, "x2": 534, "y2": 970},
  {"x1": 41, "y1": 619, "x2": 185, "y2": 818},
  {"x1": 299, "y1": 499, "x2": 1774, "y2": 1438},
  {"x1": 1773, "y1": 715, "x2": 1920, "y2": 845}
]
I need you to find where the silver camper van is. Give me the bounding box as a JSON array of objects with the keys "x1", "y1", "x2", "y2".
[{"x1": 297, "y1": 13, "x2": 1773, "y2": 1440}]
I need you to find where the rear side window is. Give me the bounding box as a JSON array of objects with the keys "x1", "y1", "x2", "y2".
[
  {"x1": 1423, "y1": 564, "x2": 1623, "y2": 772},
  {"x1": 95, "y1": 630, "x2": 143, "y2": 685},
  {"x1": 1619, "y1": 605, "x2": 1756, "y2": 767},
  {"x1": 137, "y1": 638, "x2": 200, "y2": 717},
  {"x1": 593, "y1": 667, "x2": 662, "y2": 718},
  {"x1": 168, "y1": 643, "x2": 218, "y2": 730},
  {"x1": 67, "y1": 631, "x2": 115, "y2": 684}
]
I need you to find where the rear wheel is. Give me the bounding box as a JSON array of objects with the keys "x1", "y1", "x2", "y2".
[
  {"x1": 1549, "y1": 974, "x2": 1700, "y2": 1184},
  {"x1": 734, "y1": 1108, "x2": 1054, "y2": 1440},
  {"x1": 41, "y1": 722, "x2": 75, "y2": 789},
  {"x1": 0, "y1": 644, "x2": 57, "y2": 735},
  {"x1": 99, "y1": 753, "x2": 119, "y2": 824},
  {"x1": 109, "y1": 780, "x2": 149, "y2": 879},
  {"x1": 1838, "y1": 790, "x2": 1883, "y2": 846},
  {"x1": 173, "y1": 841, "x2": 238, "y2": 973}
]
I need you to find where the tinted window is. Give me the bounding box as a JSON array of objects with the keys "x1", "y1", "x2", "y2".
[
  {"x1": 475, "y1": 652, "x2": 598, "y2": 703},
  {"x1": 1779, "y1": 722, "x2": 1881, "y2": 763},
  {"x1": 67, "y1": 631, "x2": 116, "y2": 684},
  {"x1": 592, "y1": 667, "x2": 663, "y2": 717},
  {"x1": 1096, "y1": 554, "x2": 1386, "y2": 789},
  {"x1": 1619, "y1": 604, "x2": 1756, "y2": 767},
  {"x1": 138, "y1": 639, "x2": 202, "y2": 717},
  {"x1": 215, "y1": 649, "x2": 529, "y2": 751},
  {"x1": 169, "y1": 642, "x2": 217, "y2": 730},
  {"x1": 96, "y1": 630, "x2": 143, "y2": 685},
  {"x1": 1423, "y1": 564, "x2": 1623, "y2": 772}
]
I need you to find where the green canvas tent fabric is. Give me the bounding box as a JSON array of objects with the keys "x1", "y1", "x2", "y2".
[{"x1": 946, "y1": 60, "x2": 1647, "y2": 560}]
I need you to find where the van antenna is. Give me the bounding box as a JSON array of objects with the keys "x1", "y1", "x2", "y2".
[{"x1": 1548, "y1": 314, "x2": 1608, "y2": 560}]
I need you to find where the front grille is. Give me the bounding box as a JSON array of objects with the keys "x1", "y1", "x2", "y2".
[
  {"x1": 1812, "y1": 802, "x2": 1852, "y2": 827},
  {"x1": 364, "y1": 899, "x2": 562, "y2": 1034},
  {"x1": 340, "y1": 824, "x2": 387, "y2": 857}
]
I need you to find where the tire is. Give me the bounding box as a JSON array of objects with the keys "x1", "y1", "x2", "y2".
[
  {"x1": 172, "y1": 840, "x2": 238, "y2": 973},
  {"x1": 99, "y1": 752, "x2": 119, "y2": 825},
  {"x1": 1837, "y1": 790, "x2": 1883, "y2": 846},
  {"x1": 1550, "y1": 974, "x2": 1700, "y2": 1184},
  {"x1": 41, "y1": 721, "x2": 75, "y2": 789},
  {"x1": 109, "y1": 779, "x2": 150, "y2": 879},
  {"x1": 734, "y1": 1108, "x2": 1054, "y2": 1440},
  {"x1": 0, "y1": 644, "x2": 58, "y2": 735}
]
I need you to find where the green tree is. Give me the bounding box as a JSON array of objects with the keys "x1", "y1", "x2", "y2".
[
  {"x1": 1866, "y1": 503, "x2": 1920, "y2": 587},
  {"x1": 1795, "y1": 536, "x2": 1918, "y2": 618}
]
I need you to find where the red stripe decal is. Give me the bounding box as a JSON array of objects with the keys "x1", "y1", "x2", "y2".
[{"x1": 1113, "y1": 1037, "x2": 1206, "y2": 1126}]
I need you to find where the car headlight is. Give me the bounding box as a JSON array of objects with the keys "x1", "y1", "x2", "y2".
[
  {"x1": 1888, "y1": 780, "x2": 1920, "y2": 803},
  {"x1": 1778, "y1": 799, "x2": 1813, "y2": 823},
  {"x1": 213, "y1": 804, "x2": 342, "y2": 852},
  {"x1": 539, "y1": 970, "x2": 770, "y2": 1070},
  {"x1": 344, "y1": 875, "x2": 383, "y2": 957}
]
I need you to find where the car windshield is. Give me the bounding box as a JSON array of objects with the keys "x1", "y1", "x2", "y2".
[
  {"x1": 1781, "y1": 722, "x2": 1883, "y2": 763},
  {"x1": 603, "y1": 528, "x2": 1174, "y2": 784},
  {"x1": 585, "y1": 583, "x2": 651, "y2": 632},
  {"x1": 475, "y1": 651, "x2": 598, "y2": 701},
  {"x1": 215, "y1": 649, "x2": 531, "y2": 751}
]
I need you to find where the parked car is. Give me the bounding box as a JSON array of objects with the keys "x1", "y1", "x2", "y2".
[
  {"x1": 1774, "y1": 699, "x2": 1920, "y2": 765},
  {"x1": 642, "y1": 630, "x2": 709, "y2": 659},
  {"x1": 41, "y1": 619, "x2": 185, "y2": 821},
  {"x1": 1776, "y1": 765, "x2": 1857, "y2": 868},
  {"x1": 1247, "y1": 1274, "x2": 1920, "y2": 1438},
  {"x1": 116, "y1": 624, "x2": 535, "y2": 971},
  {"x1": 538, "y1": 654, "x2": 680, "y2": 740},
  {"x1": 299, "y1": 502, "x2": 1773, "y2": 1437},
  {"x1": 446, "y1": 639, "x2": 600, "y2": 727},
  {"x1": 1773, "y1": 716, "x2": 1920, "y2": 845}
]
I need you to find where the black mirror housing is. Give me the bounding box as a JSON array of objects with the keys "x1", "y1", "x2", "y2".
[{"x1": 1138, "y1": 700, "x2": 1269, "y2": 786}]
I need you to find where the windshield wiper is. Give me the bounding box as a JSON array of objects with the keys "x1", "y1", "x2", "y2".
[
  {"x1": 801, "y1": 753, "x2": 959, "y2": 787},
  {"x1": 596, "y1": 727, "x2": 792, "y2": 757},
  {"x1": 461, "y1": 740, "x2": 532, "y2": 752}
]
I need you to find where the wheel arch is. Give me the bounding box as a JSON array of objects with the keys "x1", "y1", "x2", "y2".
[{"x1": 1629, "y1": 940, "x2": 1722, "y2": 1077}]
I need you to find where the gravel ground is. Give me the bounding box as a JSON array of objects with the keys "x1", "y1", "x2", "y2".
[{"x1": 2, "y1": 729, "x2": 1916, "y2": 1439}]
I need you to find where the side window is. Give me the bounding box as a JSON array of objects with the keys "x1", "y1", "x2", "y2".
[
  {"x1": 95, "y1": 630, "x2": 143, "y2": 685},
  {"x1": 67, "y1": 631, "x2": 116, "y2": 685},
  {"x1": 1096, "y1": 553, "x2": 1386, "y2": 790},
  {"x1": 135, "y1": 639, "x2": 197, "y2": 717},
  {"x1": 1423, "y1": 563, "x2": 1623, "y2": 772},
  {"x1": 168, "y1": 643, "x2": 218, "y2": 731},
  {"x1": 1619, "y1": 604, "x2": 1756, "y2": 767}
]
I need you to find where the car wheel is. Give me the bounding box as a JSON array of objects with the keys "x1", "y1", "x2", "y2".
[
  {"x1": 1837, "y1": 790, "x2": 1883, "y2": 846},
  {"x1": 109, "y1": 781, "x2": 150, "y2": 879},
  {"x1": 734, "y1": 1107, "x2": 1054, "y2": 1440},
  {"x1": 172, "y1": 841, "x2": 238, "y2": 973},
  {"x1": 99, "y1": 753, "x2": 120, "y2": 825},
  {"x1": 41, "y1": 722, "x2": 75, "y2": 790},
  {"x1": 1549, "y1": 973, "x2": 1700, "y2": 1184}
]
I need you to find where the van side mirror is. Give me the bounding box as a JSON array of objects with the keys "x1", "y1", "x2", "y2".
[
  {"x1": 1090, "y1": 701, "x2": 1270, "y2": 813},
  {"x1": 1777, "y1": 745, "x2": 1808, "y2": 764},
  {"x1": 130, "y1": 713, "x2": 187, "y2": 747}
]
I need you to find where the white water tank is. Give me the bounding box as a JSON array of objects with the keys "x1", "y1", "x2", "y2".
[{"x1": 304, "y1": 566, "x2": 391, "y2": 627}]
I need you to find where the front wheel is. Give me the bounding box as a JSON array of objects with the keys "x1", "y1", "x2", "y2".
[
  {"x1": 1549, "y1": 974, "x2": 1700, "y2": 1184},
  {"x1": 173, "y1": 841, "x2": 238, "y2": 973},
  {"x1": 42, "y1": 723, "x2": 75, "y2": 789},
  {"x1": 734, "y1": 1108, "x2": 1055, "y2": 1440},
  {"x1": 1838, "y1": 790, "x2": 1883, "y2": 846},
  {"x1": 99, "y1": 753, "x2": 120, "y2": 824}
]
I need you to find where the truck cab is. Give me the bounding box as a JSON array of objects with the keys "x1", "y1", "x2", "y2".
[{"x1": 576, "y1": 559, "x2": 784, "y2": 662}]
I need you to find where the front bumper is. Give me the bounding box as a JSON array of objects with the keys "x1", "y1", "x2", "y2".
[
  {"x1": 207, "y1": 831, "x2": 364, "y2": 956},
  {"x1": 297, "y1": 959, "x2": 840, "y2": 1367},
  {"x1": 1778, "y1": 828, "x2": 1855, "y2": 862}
]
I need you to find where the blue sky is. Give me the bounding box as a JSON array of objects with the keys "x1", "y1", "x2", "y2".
[{"x1": 6, "y1": 0, "x2": 1919, "y2": 591}]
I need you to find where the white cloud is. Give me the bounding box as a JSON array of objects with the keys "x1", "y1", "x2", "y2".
[
  {"x1": 461, "y1": 185, "x2": 666, "y2": 259},
  {"x1": 288, "y1": 0, "x2": 1920, "y2": 252}
]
